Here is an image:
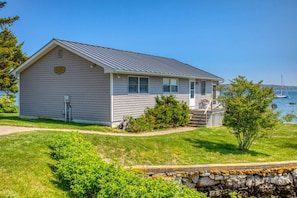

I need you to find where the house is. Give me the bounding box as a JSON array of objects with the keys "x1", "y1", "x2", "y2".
[{"x1": 13, "y1": 39, "x2": 223, "y2": 127}]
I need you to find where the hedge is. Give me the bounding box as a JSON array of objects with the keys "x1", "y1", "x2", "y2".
[{"x1": 51, "y1": 133, "x2": 206, "y2": 198}]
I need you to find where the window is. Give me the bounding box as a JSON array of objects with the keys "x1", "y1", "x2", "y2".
[
  {"x1": 128, "y1": 77, "x2": 149, "y2": 94},
  {"x1": 201, "y1": 81, "x2": 206, "y2": 95},
  {"x1": 190, "y1": 81, "x2": 195, "y2": 98},
  {"x1": 139, "y1": 78, "x2": 148, "y2": 93},
  {"x1": 212, "y1": 84, "x2": 217, "y2": 104},
  {"x1": 163, "y1": 78, "x2": 178, "y2": 93},
  {"x1": 129, "y1": 77, "x2": 138, "y2": 93}
]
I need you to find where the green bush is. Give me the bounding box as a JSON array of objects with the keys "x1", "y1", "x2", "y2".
[
  {"x1": 51, "y1": 133, "x2": 106, "y2": 196},
  {"x1": 51, "y1": 133, "x2": 206, "y2": 198},
  {"x1": 282, "y1": 111, "x2": 297, "y2": 122},
  {"x1": 125, "y1": 115, "x2": 154, "y2": 132},
  {"x1": 126, "y1": 95, "x2": 190, "y2": 132},
  {"x1": 0, "y1": 94, "x2": 17, "y2": 113}
]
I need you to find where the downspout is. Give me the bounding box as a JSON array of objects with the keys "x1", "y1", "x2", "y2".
[
  {"x1": 110, "y1": 73, "x2": 113, "y2": 127},
  {"x1": 16, "y1": 72, "x2": 20, "y2": 117}
]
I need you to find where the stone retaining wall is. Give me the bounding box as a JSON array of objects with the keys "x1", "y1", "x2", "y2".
[{"x1": 134, "y1": 161, "x2": 297, "y2": 198}]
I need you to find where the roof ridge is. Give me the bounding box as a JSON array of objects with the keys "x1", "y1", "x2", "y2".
[{"x1": 53, "y1": 38, "x2": 176, "y2": 61}]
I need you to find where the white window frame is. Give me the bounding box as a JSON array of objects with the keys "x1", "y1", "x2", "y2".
[
  {"x1": 163, "y1": 78, "x2": 179, "y2": 93},
  {"x1": 128, "y1": 76, "x2": 149, "y2": 94}
]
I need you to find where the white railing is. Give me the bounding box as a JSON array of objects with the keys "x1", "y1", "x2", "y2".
[{"x1": 204, "y1": 98, "x2": 212, "y2": 114}]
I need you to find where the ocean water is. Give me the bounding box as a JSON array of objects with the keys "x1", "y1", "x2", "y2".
[{"x1": 273, "y1": 90, "x2": 297, "y2": 123}]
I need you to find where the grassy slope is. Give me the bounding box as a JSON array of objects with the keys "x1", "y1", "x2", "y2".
[
  {"x1": 0, "y1": 132, "x2": 68, "y2": 198},
  {"x1": 0, "y1": 124, "x2": 296, "y2": 197},
  {"x1": 85, "y1": 124, "x2": 297, "y2": 166}
]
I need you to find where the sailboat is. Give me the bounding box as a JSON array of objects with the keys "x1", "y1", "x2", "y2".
[{"x1": 275, "y1": 75, "x2": 288, "y2": 98}]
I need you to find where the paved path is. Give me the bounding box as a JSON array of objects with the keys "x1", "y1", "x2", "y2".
[{"x1": 0, "y1": 125, "x2": 197, "y2": 137}]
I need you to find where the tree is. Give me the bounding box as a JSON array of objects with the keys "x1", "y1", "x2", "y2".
[
  {"x1": 0, "y1": 1, "x2": 27, "y2": 113},
  {"x1": 0, "y1": 1, "x2": 27, "y2": 94},
  {"x1": 0, "y1": 2, "x2": 19, "y2": 29},
  {"x1": 219, "y1": 76, "x2": 279, "y2": 151}
]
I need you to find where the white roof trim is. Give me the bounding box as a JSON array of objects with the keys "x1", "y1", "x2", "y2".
[{"x1": 13, "y1": 39, "x2": 115, "y2": 75}]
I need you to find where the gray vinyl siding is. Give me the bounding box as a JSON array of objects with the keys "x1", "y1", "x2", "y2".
[
  {"x1": 19, "y1": 46, "x2": 110, "y2": 123},
  {"x1": 112, "y1": 75, "x2": 190, "y2": 122}
]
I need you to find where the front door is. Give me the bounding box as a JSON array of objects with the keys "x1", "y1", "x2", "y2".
[{"x1": 189, "y1": 80, "x2": 195, "y2": 108}]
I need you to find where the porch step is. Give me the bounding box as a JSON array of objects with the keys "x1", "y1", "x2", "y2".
[{"x1": 188, "y1": 110, "x2": 211, "y2": 127}]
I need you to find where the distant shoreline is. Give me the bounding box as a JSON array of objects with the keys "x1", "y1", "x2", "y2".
[
  {"x1": 222, "y1": 84, "x2": 297, "y2": 90},
  {"x1": 263, "y1": 84, "x2": 297, "y2": 90}
]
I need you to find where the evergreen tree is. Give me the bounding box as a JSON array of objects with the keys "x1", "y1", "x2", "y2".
[
  {"x1": 219, "y1": 76, "x2": 280, "y2": 151},
  {"x1": 0, "y1": 1, "x2": 27, "y2": 94},
  {"x1": 0, "y1": 29, "x2": 27, "y2": 93},
  {"x1": 0, "y1": 1, "x2": 27, "y2": 113},
  {"x1": 0, "y1": 2, "x2": 19, "y2": 29}
]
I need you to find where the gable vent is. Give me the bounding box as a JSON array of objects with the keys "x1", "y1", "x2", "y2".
[{"x1": 58, "y1": 49, "x2": 63, "y2": 58}]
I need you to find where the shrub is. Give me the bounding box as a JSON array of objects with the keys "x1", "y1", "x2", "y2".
[
  {"x1": 125, "y1": 115, "x2": 155, "y2": 132},
  {"x1": 51, "y1": 133, "x2": 206, "y2": 198},
  {"x1": 51, "y1": 133, "x2": 107, "y2": 196},
  {"x1": 126, "y1": 95, "x2": 190, "y2": 132},
  {"x1": 282, "y1": 111, "x2": 297, "y2": 122},
  {"x1": 0, "y1": 94, "x2": 17, "y2": 113}
]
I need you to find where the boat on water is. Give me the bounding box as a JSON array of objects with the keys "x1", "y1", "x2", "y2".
[
  {"x1": 275, "y1": 75, "x2": 288, "y2": 98},
  {"x1": 275, "y1": 94, "x2": 288, "y2": 99}
]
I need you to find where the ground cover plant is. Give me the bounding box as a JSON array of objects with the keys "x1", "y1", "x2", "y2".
[
  {"x1": 51, "y1": 132, "x2": 205, "y2": 197},
  {"x1": 0, "y1": 113, "x2": 120, "y2": 132}
]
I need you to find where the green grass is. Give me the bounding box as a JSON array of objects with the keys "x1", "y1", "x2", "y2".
[
  {"x1": 0, "y1": 113, "x2": 120, "y2": 132},
  {"x1": 0, "y1": 131, "x2": 68, "y2": 198},
  {"x1": 1, "y1": 123, "x2": 297, "y2": 197},
  {"x1": 84, "y1": 124, "x2": 297, "y2": 166}
]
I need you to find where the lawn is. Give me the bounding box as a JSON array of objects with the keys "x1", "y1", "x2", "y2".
[
  {"x1": 0, "y1": 131, "x2": 68, "y2": 198},
  {"x1": 85, "y1": 124, "x2": 297, "y2": 166},
  {"x1": 1, "y1": 123, "x2": 297, "y2": 197},
  {"x1": 0, "y1": 113, "x2": 120, "y2": 132}
]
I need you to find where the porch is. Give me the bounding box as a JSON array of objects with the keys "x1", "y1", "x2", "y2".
[{"x1": 188, "y1": 99, "x2": 225, "y2": 127}]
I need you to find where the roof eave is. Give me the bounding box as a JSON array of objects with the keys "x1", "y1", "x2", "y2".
[
  {"x1": 54, "y1": 39, "x2": 115, "y2": 73},
  {"x1": 13, "y1": 39, "x2": 115, "y2": 75},
  {"x1": 112, "y1": 70, "x2": 223, "y2": 81},
  {"x1": 13, "y1": 39, "x2": 58, "y2": 75}
]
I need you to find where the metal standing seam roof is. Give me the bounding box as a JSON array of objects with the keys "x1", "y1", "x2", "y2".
[
  {"x1": 55, "y1": 39, "x2": 223, "y2": 81},
  {"x1": 15, "y1": 38, "x2": 223, "y2": 81}
]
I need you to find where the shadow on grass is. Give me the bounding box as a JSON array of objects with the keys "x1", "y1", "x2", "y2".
[
  {"x1": 48, "y1": 145, "x2": 71, "y2": 197},
  {"x1": 0, "y1": 114, "x2": 19, "y2": 120},
  {"x1": 184, "y1": 138, "x2": 269, "y2": 157},
  {"x1": 0, "y1": 114, "x2": 99, "y2": 127},
  {"x1": 48, "y1": 163, "x2": 71, "y2": 197},
  {"x1": 281, "y1": 142, "x2": 297, "y2": 149}
]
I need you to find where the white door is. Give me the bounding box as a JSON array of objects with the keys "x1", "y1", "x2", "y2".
[{"x1": 189, "y1": 80, "x2": 195, "y2": 108}]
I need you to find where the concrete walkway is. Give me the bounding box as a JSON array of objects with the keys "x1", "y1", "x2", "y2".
[{"x1": 0, "y1": 125, "x2": 197, "y2": 137}]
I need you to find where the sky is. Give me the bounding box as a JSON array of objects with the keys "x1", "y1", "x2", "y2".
[{"x1": 2, "y1": 0, "x2": 297, "y2": 85}]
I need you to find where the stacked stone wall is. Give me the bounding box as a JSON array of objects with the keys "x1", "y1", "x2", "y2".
[{"x1": 134, "y1": 161, "x2": 297, "y2": 197}]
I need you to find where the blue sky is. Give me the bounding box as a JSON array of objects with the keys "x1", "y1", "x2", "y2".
[{"x1": 2, "y1": 0, "x2": 297, "y2": 85}]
